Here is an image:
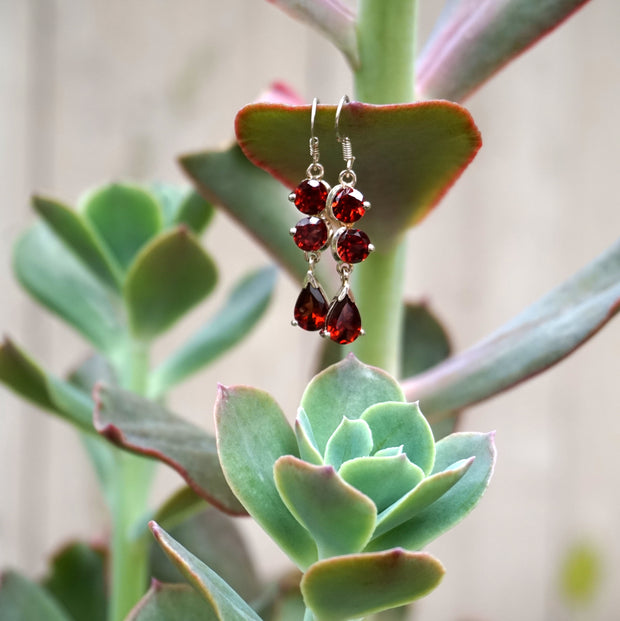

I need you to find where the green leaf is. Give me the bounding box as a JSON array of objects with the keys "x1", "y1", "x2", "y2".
[
  {"x1": 32, "y1": 195, "x2": 122, "y2": 291},
  {"x1": 301, "y1": 355, "x2": 405, "y2": 454},
  {"x1": 149, "y1": 522, "x2": 263, "y2": 621},
  {"x1": 403, "y1": 239, "x2": 620, "y2": 419},
  {"x1": 180, "y1": 145, "x2": 310, "y2": 282},
  {"x1": 124, "y1": 227, "x2": 218, "y2": 340},
  {"x1": 79, "y1": 183, "x2": 162, "y2": 271},
  {"x1": 0, "y1": 571, "x2": 71, "y2": 621},
  {"x1": 13, "y1": 224, "x2": 125, "y2": 353},
  {"x1": 301, "y1": 549, "x2": 445, "y2": 620},
  {"x1": 235, "y1": 101, "x2": 481, "y2": 247},
  {"x1": 362, "y1": 402, "x2": 435, "y2": 474},
  {"x1": 274, "y1": 456, "x2": 377, "y2": 558},
  {"x1": 42, "y1": 542, "x2": 107, "y2": 621},
  {"x1": 215, "y1": 385, "x2": 317, "y2": 569},
  {"x1": 417, "y1": 0, "x2": 592, "y2": 102},
  {"x1": 559, "y1": 541, "x2": 603, "y2": 606},
  {"x1": 94, "y1": 384, "x2": 244, "y2": 515},
  {"x1": 294, "y1": 409, "x2": 323, "y2": 466},
  {"x1": 323, "y1": 418, "x2": 373, "y2": 470},
  {"x1": 127, "y1": 582, "x2": 217, "y2": 620},
  {"x1": 339, "y1": 455, "x2": 425, "y2": 513},
  {"x1": 149, "y1": 266, "x2": 276, "y2": 397},
  {"x1": 367, "y1": 432, "x2": 496, "y2": 551},
  {"x1": 152, "y1": 487, "x2": 207, "y2": 533},
  {"x1": 149, "y1": 184, "x2": 215, "y2": 234}
]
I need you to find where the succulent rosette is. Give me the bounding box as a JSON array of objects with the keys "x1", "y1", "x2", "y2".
[{"x1": 214, "y1": 354, "x2": 496, "y2": 620}]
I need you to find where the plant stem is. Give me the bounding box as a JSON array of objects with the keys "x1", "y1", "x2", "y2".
[{"x1": 351, "y1": 0, "x2": 418, "y2": 375}]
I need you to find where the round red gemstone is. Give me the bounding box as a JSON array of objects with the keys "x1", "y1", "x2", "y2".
[
  {"x1": 294, "y1": 283, "x2": 328, "y2": 331},
  {"x1": 336, "y1": 229, "x2": 372, "y2": 263},
  {"x1": 293, "y1": 179, "x2": 329, "y2": 215},
  {"x1": 331, "y1": 186, "x2": 366, "y2": 223},
  {"x1": 293, "y1": 217, "x2": 328, "y2": 252},
  {"x1": 325, "y1": 294, "x2": 362, "y2": 344}
]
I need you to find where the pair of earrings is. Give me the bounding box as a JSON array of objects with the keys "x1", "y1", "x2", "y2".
[{"x1": 289, "y1": 96, "x2": 374, "y2": 345}]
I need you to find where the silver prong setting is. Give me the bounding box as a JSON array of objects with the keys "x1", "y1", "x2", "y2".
[
  {"x1": 289, "y1": 227, "x2": 297, "y2": 236},
  {"x1": 363, "y1": 200, "x2": 371, "y2": 211},
  {"x1": 288, "y1": 192, "x2": 296, "y2": 202}
]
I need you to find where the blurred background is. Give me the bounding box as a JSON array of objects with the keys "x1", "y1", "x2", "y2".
[{"x1": 1, "y1": 1, "x2": 619, "y2": 619}]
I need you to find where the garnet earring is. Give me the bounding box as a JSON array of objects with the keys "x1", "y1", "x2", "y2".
[
  {"x1": 290, "y1": 98, "x2": 330, "y2": 332},
  {"x1": 322, "y1": 95, "x2": 374, "y2": 345}
]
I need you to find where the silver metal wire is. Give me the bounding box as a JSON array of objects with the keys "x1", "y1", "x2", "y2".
[
  {"x1": 335, "y1": 94, "x2": 355, "y2": 169},
  {"x1": 309, "y1": 97, "x2": 320, "y2": 163}
]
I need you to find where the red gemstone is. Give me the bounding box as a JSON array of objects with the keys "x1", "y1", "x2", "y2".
[
  {"x1": 325, "y1": 294, "x2": 362, "y2": 344},
  {"x1": 331, "y1": 187, "x2": 366, "y2": 223},
  {"x1": 293, "y1": 217, "x2": 328, "y2": 252},
  {"x1": 294, "y1": 283, "x2": 329, "y2": 331},
  {"x1": 336, "y1": 229, "x2": 372, "y2": 263},
  {"x1": 292, "y1": 179, "x2": 329, "y2": 215}
]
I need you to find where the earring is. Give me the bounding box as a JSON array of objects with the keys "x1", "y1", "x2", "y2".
[
  {"x1": 322, "y1": 95, "x2": 374, "y2": 345},
  {"x1": 290, "y1": 98, "x2": 330, "y2": 331}
]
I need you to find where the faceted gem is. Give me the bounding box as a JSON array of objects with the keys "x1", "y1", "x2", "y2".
[
  {"x1": 331, "y1": 186, "x2": 366, "y2": 223},
  {"x1": 294, "y1": 283, "x2": 329, "y2": 331},
  {"x1": 325, "y1": 294, "x2": 362, "y2": 344},
  {"x1": 292, "y1": 179, "x2": 329, "y2": 215},
  {"x1": 293, "y1": 217, "x2": 328, "y2": 252},
  {"x1": 336, "y1": 229, "x2": 372, "y2": 263}
]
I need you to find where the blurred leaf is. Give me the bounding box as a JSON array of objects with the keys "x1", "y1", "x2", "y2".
[
  {"x1": 127, "y1": 582, "x2": 217, "y2": 621},
  {"x1": 301, "y1": 549, "x2": 444, "y2": 620},
  {"x1": 42, "y1": 542, "x2": 107, "y2": 621},
  {"x1": 124, "y1": 228, "x2": 218, "y2": 340},
  {"x1": 235, "y1": 101, "x2": 481, "y2": 248},
  {"x1": 149, "y1": 523, "x2": 263, "y2": 621},
  {"x1": 180, "y1": 145, "x2": 309, "y2": 282},
  {"x1": 94, "y1": 384, "x2": 244, "y2": 515},
  {"x1": 215, "y1": 385, "x2": 318, "y2": 569},
  {"x1": 254, "y1": 570, "x2": 304, "y2": 621},
  {"x1": 149, "y1": 266, "x2": 276, "y2": 397},
  {"x1": 403, "y1": 239, "x2": 620, "y2": 419},
  {"x1": 0, "y1": 571, "x2": 71, "y2": 621},
  {"x1": 79, "y1": 183, "x2": 162, "y2": 271},
  {"x1": 274, "y1": 455, "x2": 377, "y2": 557},
  {"x1": 149, "y1": 184, "x2": 215, "y2": 235},
  {"x1": 559, "y1": 541, "x2": 603, "y2": 606},
  {"x1": 368, "y1": 432, "x2": 496, "y2": 551},
  {"x1": 33, "y1": 195, "x2": 122, "y2": 291},
  {"x1": 150, "y1": 506, "x2": 260, "y2": 603},
  {"x1": 301, "y1": 354, "x2": 405, "y2": 454},
  {"x1": 417, "y1": 0, "x2": 592, "y2": 102},
  {"x1": 13, "y1": 224, "x2": 126, "y2": 353},
  {"x1": 153, "y1": 487, "x2": 207, "y2": 533}
]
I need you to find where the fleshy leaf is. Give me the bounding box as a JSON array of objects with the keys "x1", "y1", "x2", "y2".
[
  {"x1": 149, "y1": 266, "x2": 276, "y2": 397},
  {"x1": 323, "y1": 418, "x2": 373, "y2": 470},
  {"x1": 13, "y1": 223, "x2": 126, "y2": 353},
  {"x1": 339, "y1": 455, "x2": 425, "y2": 513},
  {"x1": 372, "y1": 458, "x2": 474, "y2": 538},
  {"x1": 0, "y1": 571, "x2": 71, "y2": 621},
  {"x1": 362, "y1": 402, "x2": 435, "y2": 474},
  {"x1": 79, "y1": 183, "x2": 162, "y2": 271},
  {"x1": 374, "y1": 446, "x2": 404, "y2": 457},
  {"x1": 294, "y1": 409, "x2": 323, "y2": 466},
  {"x1": 367, "y1": 432, "x2": 496, "y2": 551},
  {"x1": 42, "y1": 542, "x2": 107, "y2": 621},
  {"x1": 301, "y1": 549, "x2": 445, "y2": 620},
  {"x1": 235, "y1": 101, "x2": 481, "y2": 247},
  {"x1": 403, "y1": 239, "x2": 620, "y2": 419},
  {"x1": 149, "y1": 184, "x2": 215, "y2": 234},
  {"x1": 127, "y1": 582, "x2": 217, "y2": 621},
  {"x1": 152, "y1": 486, "x2": 206, "y2": 533},
  {"x1": 32, "y1": 195, "x2": 122, "y2": 291},
  {"x1": 215, "y1": 385, "x2": 317, "y2": 569},
  {"x1": 274, "y1": 456, "x2": 377, "y2": 558},
  {"x1": 94, "y1": 384, "x2": 244, "y2": 515},
  {"x1": 417, "y1": 0, "x2": 592, "y2": 102},
  {"x1": 124, "y1": 227, "x2": 218, "y2": 340},
  {"x1": 301, "y1": 354, "x2": 405, "y2": 454},
  {"x1": 149, "y1": 523, "x2": 262, "y2": 621}
]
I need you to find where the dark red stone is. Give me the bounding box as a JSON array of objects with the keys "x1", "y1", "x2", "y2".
[
  {"x1": 336, "y1": 229, "x2": 372, "y2": 263},
  {"x1": 331, "y1": 186, "x2": 366, "y2": 223},
  {"x1": 325, "y1": 294, "x2": 362, "y2": 344},
  {"x1": 294, "y1": 283, "x2": 329, "y2": 331},
  {"x1": 292, "y1": 217, "x2": 328, "y2": 252},
  {"x1": 292, "y1": 179, "x2": 329, "y2": 215}
]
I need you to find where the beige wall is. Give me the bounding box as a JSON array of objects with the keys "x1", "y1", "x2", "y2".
[{"x1": 1, "y1": 1, "x2": 619, "y2": 619}]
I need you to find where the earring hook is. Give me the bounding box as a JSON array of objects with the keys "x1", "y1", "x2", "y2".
[
  {"x1": 335, "y1": 94, "x2": 350, "y2": 143},
  {"x1": 310, "y1": 97, "x2": 319, "y2": 141},
  {"x1": 309, "y1": 98, "x2": 321, "y2": 165}
]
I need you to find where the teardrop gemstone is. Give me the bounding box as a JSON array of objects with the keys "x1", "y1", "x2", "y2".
[
  {"x1": 294, "y1": 283, "x2": 329, "y2": 331},
  {"x1": 331, "y1": 186, "x2": 366, "y2": 223},
  {"x1": 325, "y1": 294, "x2": 362, "y2": 344}
]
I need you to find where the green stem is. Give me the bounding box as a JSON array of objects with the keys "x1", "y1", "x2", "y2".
[{"x1": 350, "y1": 0, "x2": 418, "y2": 374}]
